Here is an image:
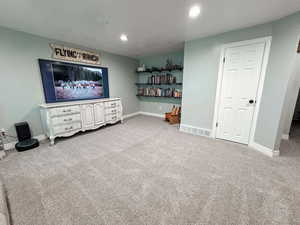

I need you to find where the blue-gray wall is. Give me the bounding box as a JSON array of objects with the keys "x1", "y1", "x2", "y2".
[
  {"x1": 0, "y1": 26, "x2": 139, "y2": 140},
  {"x1": 138, "y1": 51, "x2": 184, "y2": 115},
  {"x1": 1, "y1": 11, "x2": 299, "y2": 152},
  {"x1": 257, "y1": 13, "x2": 300, "y2": 149},
  {"x1": 281, "y1": 54, "x2": 300, "y2": 137},
  {"x1": 181, "y1": 12, "x2": 300, "y2": 150}
]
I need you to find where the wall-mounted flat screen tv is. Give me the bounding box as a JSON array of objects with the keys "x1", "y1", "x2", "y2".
[{"x1": 39, "y1": 59, "x2": 109, "y2": 103}]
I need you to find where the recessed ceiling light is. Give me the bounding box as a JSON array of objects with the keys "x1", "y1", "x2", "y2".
[
  {"x1": 189, "y1": 5, "x2": 201, "y2": 18},
  {"x1": 120, "y1": 34, "x2": 128, "y2": 42}
]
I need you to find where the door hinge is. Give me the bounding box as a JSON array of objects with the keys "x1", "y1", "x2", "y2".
[
  {"x1": 216, "y1": 122, "x2": 218, "y2": 127},
  {"x1": 223, "y1": 57, "x2": 226, "y2": 63}
]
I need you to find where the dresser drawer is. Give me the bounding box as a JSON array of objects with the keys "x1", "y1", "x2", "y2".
[
  {"x1": 51, "y1": 114, "x2": 81, "y2": 126},
  {"x1": 105, "y1": 100, "x2": 121, "y2": 108},
  {"x1": 50, "y1": 106, "x2": 80, "y2": 117},
  {"x1": 105, "y1": 107, "x2": 121, "y2": 115},
  {"x1": 53, "y1": 122, "x2": 81, "y2": 135},
  {"x1": 105, "y1": 113, "x2": 121, "y2": 122}
]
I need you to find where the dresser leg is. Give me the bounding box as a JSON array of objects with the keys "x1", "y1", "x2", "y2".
[{"x1": 50, "y1": 138, "x2": 55, "y2": 146}]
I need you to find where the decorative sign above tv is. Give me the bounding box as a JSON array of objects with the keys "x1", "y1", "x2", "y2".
[
  {"x1": 50, "y1": 44, "x2": 100, "y2": 65},
  {"x1": 39, "y1": 59, "x2": 109, "y2": 103}
]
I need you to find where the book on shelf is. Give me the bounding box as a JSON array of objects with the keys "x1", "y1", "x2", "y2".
[
  {"x1": 137, "y1": 87, "x2": 182, "y2": 98},
  {"x1": 147, "y1": 73, "x2": 177, "y2": 85}
]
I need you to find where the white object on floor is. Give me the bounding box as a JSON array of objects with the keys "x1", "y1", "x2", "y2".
[
  {"x1": 40, "y1": 98, "x2": 123, "y2": 145},
  {"x1": 282, "y1": 134, "x2": 290, "y2": 140},
  {"x1": 0, "y1": 151, "x2": 5, "y2": 160}
]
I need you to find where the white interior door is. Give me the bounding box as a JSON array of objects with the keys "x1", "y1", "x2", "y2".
[{"x1": 216, "y1": 42, "x2": 266, "y2": 144}]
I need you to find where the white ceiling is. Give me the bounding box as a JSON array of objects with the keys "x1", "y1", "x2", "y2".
[{"x1": 0, "y1": 0, "x2": 300, "y2": 58}]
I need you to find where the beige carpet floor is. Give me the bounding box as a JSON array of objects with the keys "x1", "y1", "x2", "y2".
[{"x1": 0, "y1": 115, "x2": 300, "y2": 225}]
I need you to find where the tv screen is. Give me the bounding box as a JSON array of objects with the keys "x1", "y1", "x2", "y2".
[{"x1": 39, "y1": 59, "x2": 109, "y2": 103}]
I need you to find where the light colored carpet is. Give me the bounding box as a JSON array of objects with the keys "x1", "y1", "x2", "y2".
[{"x1": 0, "y1": 115, "x2": 300, "y2": 225}]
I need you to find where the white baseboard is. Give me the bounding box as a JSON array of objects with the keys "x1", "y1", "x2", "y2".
[
  {"x1": 249, "y1": 141, "x2": 280, "y2": 157},
  {"x1": 180, "y1": 124, "x2": 211, "y2": 137},
  {"x1": 4, "y1": 134, "x2": 47, "y2": 151},
  {"x1": 123, "y1": 112, "x2": 140, "y2": 119},
  {"x1": 139, "y1": 111, "x2": 164, "y2": 118},
  {"x1": 282, "y1": 134, "x2": 289, "y2": 140}
]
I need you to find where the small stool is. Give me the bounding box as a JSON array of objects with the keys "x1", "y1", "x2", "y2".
[{"x1": 165, "y1": 106, "x2": 181, "y2": 125}]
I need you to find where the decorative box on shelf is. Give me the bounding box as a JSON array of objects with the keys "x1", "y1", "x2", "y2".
[{"x1": 136, "y1": 65, "x2": 183, "y2": 73}]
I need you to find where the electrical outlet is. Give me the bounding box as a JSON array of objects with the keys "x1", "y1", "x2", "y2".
[
  {"x1": 159, "y1": 106, "x2": 162, "y2": 111},
  {"x1": 0, "y1": 128, "x2": 6, "y2": 138}
]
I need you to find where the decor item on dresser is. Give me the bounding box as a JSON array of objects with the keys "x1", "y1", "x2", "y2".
[
  {"x1": 40, "y1": 98, "x2": 123, "y2": 145},
  {"x1": 14, "y1": 122, "x2": 39, "y2": 152}
]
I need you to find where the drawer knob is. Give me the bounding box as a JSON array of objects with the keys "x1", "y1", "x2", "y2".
[{"x1": 65, "y1": 126, "x2": 73, "y2": 131}]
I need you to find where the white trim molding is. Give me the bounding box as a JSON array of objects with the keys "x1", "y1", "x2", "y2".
[
  {"x1": 123, "y1": 112, "x2": 140, "y2": 119},
  {"x1": 211, "y1": 36, "x2": 274, "y2": 156},
  {"x1": 249, "y1": 141, "x2": 280, "y2": 157},
  {"x1": 282, "y1": 134, "x2": 290, "y2": 140},
  {"x1": 139, "y1": 111, "x2": 165, "y2": 118},
  {"x1": 4, "y1": 134, "x2": 47, "y2": 151},
  {"x1": 124, "y1": 111, "x2": 165, "y2": 119},
  {"x1": 180, "y1": 124, "x2": 211, "y2": 137}
]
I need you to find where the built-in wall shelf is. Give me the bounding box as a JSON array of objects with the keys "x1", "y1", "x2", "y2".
[
  {"x1": 136, "y1": 67, "x2": 183, "y2": 73},
  {"x1": 136, "y1": 95, "x2": 182, "y2": 99},
  {"x1": 136, "y1": 61, "x2": 183, "y2": 103},
  {"x1": 135, "y1": 83, "x2": 182, "y2": 86}
]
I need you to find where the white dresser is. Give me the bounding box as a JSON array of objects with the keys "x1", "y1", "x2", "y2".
[{"x1": 40, "y1": 98, "x2": 123, "y2": 145}]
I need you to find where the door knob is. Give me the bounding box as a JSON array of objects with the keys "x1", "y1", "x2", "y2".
[{"x1": 249, "y1": 99, "x2": 254, "y2": 104}]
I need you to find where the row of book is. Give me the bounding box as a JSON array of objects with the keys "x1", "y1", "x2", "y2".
[
  {"x1": 137, "y1": 88, "x2": 182, "y2": 98},
  {"x1": 147, "y1": 74, "x2": 177, "y2": 85}
]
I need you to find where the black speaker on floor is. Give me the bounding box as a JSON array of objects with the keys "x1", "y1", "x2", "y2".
[{"x1": 15, "y1": 122, "x2": 39, "y2": 152}]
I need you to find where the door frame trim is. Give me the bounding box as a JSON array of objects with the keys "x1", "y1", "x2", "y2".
[{"x1": 211, "y1": 36, "x2": 272, "y2": 146}]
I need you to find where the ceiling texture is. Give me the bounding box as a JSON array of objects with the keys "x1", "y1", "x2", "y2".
[{"x1": 0, "y1": 0, "x2": 300, "y2": 58}]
